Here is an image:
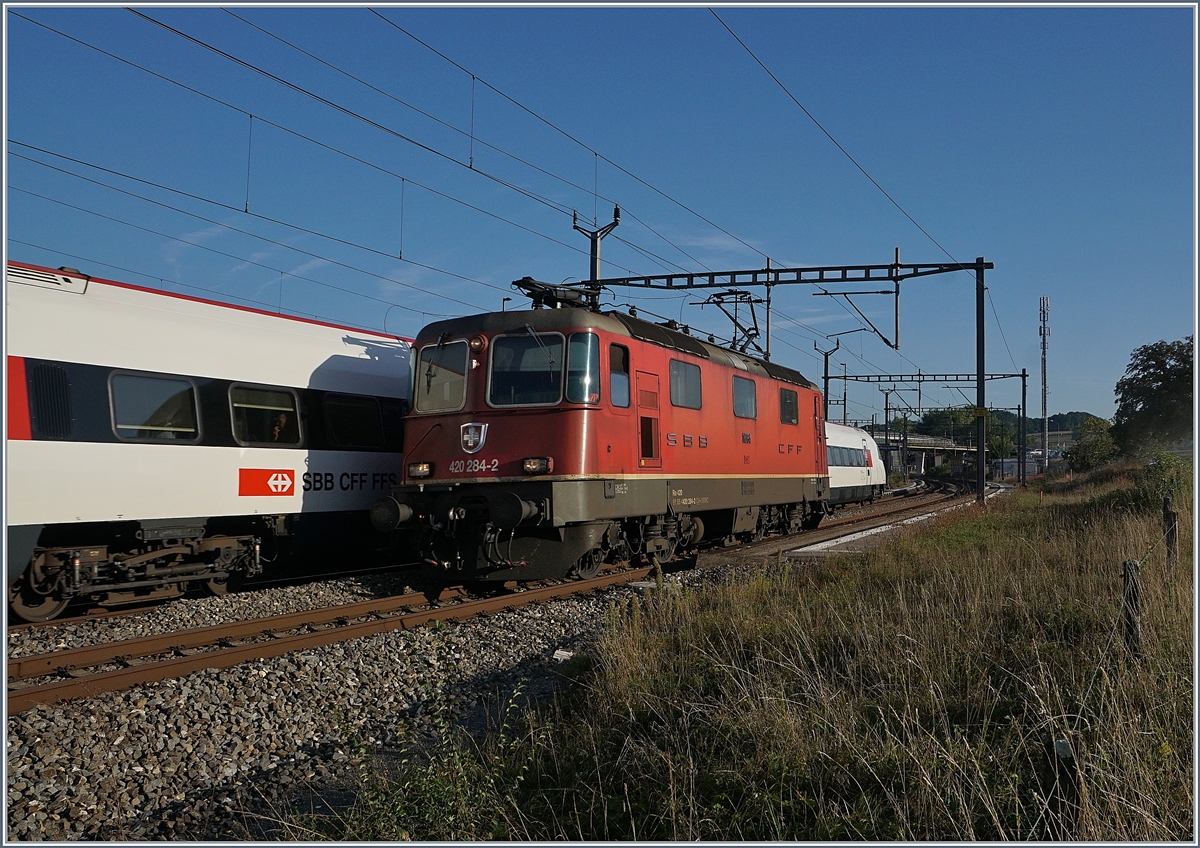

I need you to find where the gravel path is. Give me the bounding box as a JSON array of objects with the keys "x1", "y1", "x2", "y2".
[{"x1": 5, "y1": 568, "x2": 712, "y2": 840}]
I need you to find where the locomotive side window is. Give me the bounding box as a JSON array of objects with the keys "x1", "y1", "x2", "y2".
[
  {"x1": 566, "y1": 333, "x2": 601, "y2": 404},
  {"x1": 780, "y1": 388, "x2": 799, "y2": 425},
  {"x1": 325, "y1": 393, "x2": 385, "y2": 448},
  {"x1": 732, "y1": 376, "x2": 757, "y2": 419},
  {"x1": 669, "y1": 359, "x2": 702, "y2": 409},
  {"x1": 489, "y1": 332, "x2": 564, "y2": 406},
  {"x1": 230, "y1": 385, "x2": 301, "y2": 446},
  {"x1": 110, "y1": 373, "x2": 200, "y2": 442},
  {"x1": 610, "y1": 344, "x2": 630, "y2": 408},
  {"x1": 415, "y1": 340, "x2": 468, "y2": 413}
]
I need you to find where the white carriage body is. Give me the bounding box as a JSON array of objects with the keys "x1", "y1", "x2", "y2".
[
  {"x1": 824, "y1": 421, "x2": 887, "y2": 506},
  {"x1": 6, "y1": 261, "x2": 412, "y2": 583}
]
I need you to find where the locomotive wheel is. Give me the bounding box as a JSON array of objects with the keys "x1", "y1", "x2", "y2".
[
  {"x1": 572, "y1": 549, "x2": 603, "y2": 581},
  {"x1": 8, "y1": 575, "x2": 70, "y2": 622},
  {"x1": 801, "y1": 511, "x2": 824, "y2": 531}
]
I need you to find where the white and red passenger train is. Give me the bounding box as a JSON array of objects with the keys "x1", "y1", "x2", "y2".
[
  {"x1": 370, "y1": 279, "x2": 832, "y2": 583},
  {"x1": 6, "y1": 261, "x2": 410, "y2": 620},
  {"x1": 825, "y1": 420, "x2": 887, "y2": 507}
]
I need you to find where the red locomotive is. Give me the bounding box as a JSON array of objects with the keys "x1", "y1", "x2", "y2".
[{"x1": 372, "y1": 279, "x2": 829, "y2": 582}]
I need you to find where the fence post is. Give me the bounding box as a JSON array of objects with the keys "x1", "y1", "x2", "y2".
[
  {"x1": 1122, "y1": 559, "x2": 1141, "y2": 659},
  {"x1": 1164, "y1": 496, "x2": 1178, "y2": 574}
]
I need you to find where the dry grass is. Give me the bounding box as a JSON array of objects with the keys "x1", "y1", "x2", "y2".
[{"x1": 304, "y1": 457, "x2": 1193, "y2": 841}]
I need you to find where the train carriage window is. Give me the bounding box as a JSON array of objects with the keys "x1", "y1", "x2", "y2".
[
  {"x1": 28, "y1": 362, "x2": 73, "y2": 439},
  {"x1": 610, "y1": 344, "x2": 630, "y2": 408},
  {"x1": 325, "y1": 394, "x2": 385, "y2": 448},
  {"x1": 566, "y1": 332, "x2": 601, "y2": 404},
  {"x1": 110, "y1": 373, "x2": 200, "y2": 442},
  {"x1": 415, "y1": 340, "x2": 468, "y2": 413},
  {"x1": 231, "y1": 385, "x2": 301, "y2": 446},
  {"x1": 669, "y1": 359, "x2": 702, "y2": 409},
  {"x1": 733, "y1": 376, "x2": 757, "y2": 419},
  {"x1": 780, "y1": 388, "x2": 799, "y2": 425},
  {"x1": 489, "y1": 332, "x2": 564, "y2": 406}
]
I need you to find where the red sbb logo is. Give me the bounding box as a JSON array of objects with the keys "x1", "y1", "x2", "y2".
[{"x1": 239, "y1": 468, "x2": 296, "y2": 496}]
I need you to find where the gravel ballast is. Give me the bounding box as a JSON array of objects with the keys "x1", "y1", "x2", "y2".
[{"x1": 5, "y1": 568, "x2": 714, "y2": 841}]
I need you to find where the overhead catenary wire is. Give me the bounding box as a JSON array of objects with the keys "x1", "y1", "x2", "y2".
[
  {"x1": 10, "y1": 142, "x2": 599, "y2": 277},
  {"x1": 712, "y1": 9, "x2": 1021, "y2": 382},
  {"x1": 11, "y1": 185, "x2": 465, "y2": 317},
  {"x1": 127, "y1": 8, "x2": 708, "y2": 278},
  {"x1": 221, "y1": 7, "x2": 715, "y2": 275},
  {"x1": 9, "y1": 154, "x2": 502, "y2": 304},
  {"x1": 370, "y1": 8, "x2": 761, "y2": 265},
  {"x1": 11, "y1": 238, "x2": 299, "y2": 314},
  {"x1": 11, "y1": 10, "x2": 685, "y2": 281},
  {"x1": 17, "y1": 9, "x2": 1015, "y2": 398}
]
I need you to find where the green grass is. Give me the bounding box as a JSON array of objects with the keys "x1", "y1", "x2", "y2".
[{"x1": 289, "y1": 458, "x2": 1193, "y2": 841}]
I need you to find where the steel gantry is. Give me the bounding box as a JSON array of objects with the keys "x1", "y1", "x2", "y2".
[
  {"x1": 590, "y1": 254, "x2": 996, "y2": 501},
  {"x1": 839, "y1": 370, "x2": 1031, "y2": 487}
]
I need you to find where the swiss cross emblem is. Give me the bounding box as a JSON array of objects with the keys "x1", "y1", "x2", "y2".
[
  {"x1": 238, "y1": 468, "x2": 295, "y2": 497},
  {"x1": 461, "y1": 422, "x2": 488, "y2": 454}
]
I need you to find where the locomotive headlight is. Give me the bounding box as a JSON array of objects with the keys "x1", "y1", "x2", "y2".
[
  {"x1": 522, "y1": 456, "x2": 553, "y2": 475},
  {"x1": 408, "y1": 461, "x2": 433, "y2": 478},
  {"x1": 469, "y1": 334, "x2": 488, "y2": 353}
]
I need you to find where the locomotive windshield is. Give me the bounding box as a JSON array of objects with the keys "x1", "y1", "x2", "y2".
[
  {"x1": 489, "y1": 332, "x2": 564, "y2": 406},
  {"x1": 565, "y1": 332, "x2": 600, "y2": 404},
  {"x1": 415, "y1": 339, "x2": 468, "y2": 412}
]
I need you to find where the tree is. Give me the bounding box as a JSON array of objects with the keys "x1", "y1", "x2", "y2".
[
  {"x1": 1068, "y1": 416, "x2": 1118, "y2": 471},
  {"x1": 987, "y1": 420, "x2": 1016, "y2": 459},
  {"x1": 1112, "y1": 336, "x2": 1193, "y2": 454},
  {"x1": 914, "y1": 407, "x2": 976, "y2": 444}
]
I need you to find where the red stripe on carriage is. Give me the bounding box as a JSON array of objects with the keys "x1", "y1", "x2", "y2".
[{"x1": 7, "y1": 356, "x2": 32, "y2": 440}]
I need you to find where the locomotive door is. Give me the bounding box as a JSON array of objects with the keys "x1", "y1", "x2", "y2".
[{"x1": 636, "y1": 371, "x2": 661, "y2": 469}]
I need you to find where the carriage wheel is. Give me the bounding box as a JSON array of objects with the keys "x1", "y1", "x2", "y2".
[
  {"x1": 205, "y1": 570, "x2": 247, "y2": 596},
  {"x1": 8, "y1": 574, "x2": 70, "y2": 622}
]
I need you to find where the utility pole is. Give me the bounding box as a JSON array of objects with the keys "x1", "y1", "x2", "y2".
[
  {"x1": 976, "y1": 259, "x2": 987, "y2": 502},
  {"x1": 842, "y1": 363, "x2": 848, "y2": 425},
  {"x1": 574, "y1": 205, "x2": 620, "y2": 282},
  {"x1": 1020, "y1": 368, "x2": 1028, "y2": 487},
  {"x1": 815, "y1": 338, "x2": 840, "y2": 419},
  {"x1": 1040, "y1": 297, "x2": 1050, "y2": 474},
  {"x1": 881, "y1": 387, "x2": 894, "y2": 476}
]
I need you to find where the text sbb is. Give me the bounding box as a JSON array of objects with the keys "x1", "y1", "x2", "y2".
[{"x1": 302, "y1": 471, "x2": 400, "y2": 492}]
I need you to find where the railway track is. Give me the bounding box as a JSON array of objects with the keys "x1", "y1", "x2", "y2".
[
  {"x1": 7, "y1": 480, "x2": 977, "y2": 714},
  {"x1": 6, "y1": 567, "x2": 656, "y2": 714}
]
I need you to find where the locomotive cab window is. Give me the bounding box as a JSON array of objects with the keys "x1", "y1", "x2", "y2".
[
  {"x1": 733, "y1": 375, "x2": 757, "y2": 419},
  {"x1": 780, "y1": 388, "x2": 799, "y2": 425},
  {"x1": 488, "y1": 332, "x2": 564, "y2": 406},
  {"x1": 669, "y1": 359, "x2": 702, "y2": 409},
  {"x1": 110, "y1": 373, "x2": 200, "y2": 442},
  {"x1": 610, "y1": 344, "x2": 630, "y2": 408},
  {"x1": 566, "y1": 332, "x2": 601, "y2": 404},
  {"x1": 415, "y1": 339, "x2": 468, "y2": 413},
  {"x1": 325, "y1": 393, "x2": 385, "y2": 448},
  {"x1": 231, "y1": 385, "x2": 301, "y2": 446}
]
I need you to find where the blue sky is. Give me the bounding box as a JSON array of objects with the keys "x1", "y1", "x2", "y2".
[{"x1": 5, "y1": 5, "x2": 1194, "y2": 423}]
